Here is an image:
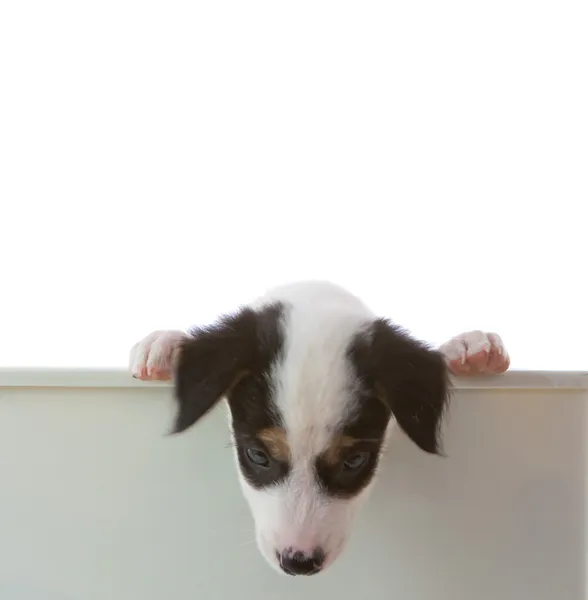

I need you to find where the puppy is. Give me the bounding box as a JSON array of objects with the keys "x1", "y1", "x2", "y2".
[{"x1": 130, "y1": 281, "x2": 509, "y2": 576}]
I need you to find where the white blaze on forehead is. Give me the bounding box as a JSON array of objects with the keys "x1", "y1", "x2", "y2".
[{"x1": 270, "y1": 302, "x2": 373, "y2": 459}]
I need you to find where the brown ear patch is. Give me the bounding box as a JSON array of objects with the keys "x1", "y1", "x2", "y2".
[
  {"x1": 226, "y1": 369, "x2": 251, "y2": 396},
  {"x1": 347, "y1": 317, "x2": 450, "y2": 455},
  {"x1": 257, "y1": 427, "x2": 291, "y2": 462},
  {"x1": 173, "y1": 303, "x2": 285, "y2": 435}
]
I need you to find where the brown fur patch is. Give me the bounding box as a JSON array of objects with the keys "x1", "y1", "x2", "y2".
[
  {"x1": 226, "y1": 369, "x2": 250, "y2": 396},
  {"x1": 322, "y1": 435, "x2": 358, "y2": 466},
  {"x1": 257, "y1": 427, "x2": 291, "y2": 462}
]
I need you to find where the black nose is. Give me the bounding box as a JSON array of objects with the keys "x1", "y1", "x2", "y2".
[{"x1": 278, "y1": 547, "x2": 325, "y2": 576}]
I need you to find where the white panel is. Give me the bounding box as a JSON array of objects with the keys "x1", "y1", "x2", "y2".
[{"x1": 0, "y1": 371, "x2": 586, "y2": 600}]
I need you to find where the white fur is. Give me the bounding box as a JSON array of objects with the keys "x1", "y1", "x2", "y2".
[
  {"x1": 129, "y1": 329, "x2": 187, "y2": 379},
  {"x1": 438, "y1": 330, "x2": 508, "y2": 364}
]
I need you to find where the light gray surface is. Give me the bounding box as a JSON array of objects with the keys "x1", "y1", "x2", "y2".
[
  {"x1": 0, "y1": 378, "x2": 585, "y2": 600},
  {"x1": 0, "y1": 367, "x2": 586, "y2": 389}
]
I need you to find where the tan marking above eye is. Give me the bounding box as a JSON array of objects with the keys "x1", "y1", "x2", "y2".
[
  {"x1": 257, "y1": 427, "x2": 291, "y2": 462},
  {"x1": 323, "y1": 435, "x2": 359, "y2": 466}
]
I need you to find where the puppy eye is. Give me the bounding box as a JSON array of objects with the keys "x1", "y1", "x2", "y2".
[
  {"x1": 246, "y1": 448, "x2": 271, "y2": 468},
  {"x1": 342, "y1": 451, "x2": 370, "y2": 472}
]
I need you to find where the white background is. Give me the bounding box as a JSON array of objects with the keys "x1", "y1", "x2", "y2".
[{"x1": 0, "y1": 0, "x2": 586, "y2": 370}]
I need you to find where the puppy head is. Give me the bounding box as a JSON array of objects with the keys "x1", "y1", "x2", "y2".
[{"x1": 172, "y1": 304, "x2": 449, "y2": 575}]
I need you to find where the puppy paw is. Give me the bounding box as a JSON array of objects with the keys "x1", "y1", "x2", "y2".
[
  {"x1": 129, "y1": 330, "x2": 187, "y2": 381},
  {"x1": 439, "y1": 331, "x2": 510, "y2": 376}
]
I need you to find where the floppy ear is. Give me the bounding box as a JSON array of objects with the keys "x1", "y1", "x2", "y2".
[
  {"x1": 349, "y1": 318, "x2": 450, "y2": 454},
  {"x1": 172, "y1": 303, "x2": 284, "y2": 434}
]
